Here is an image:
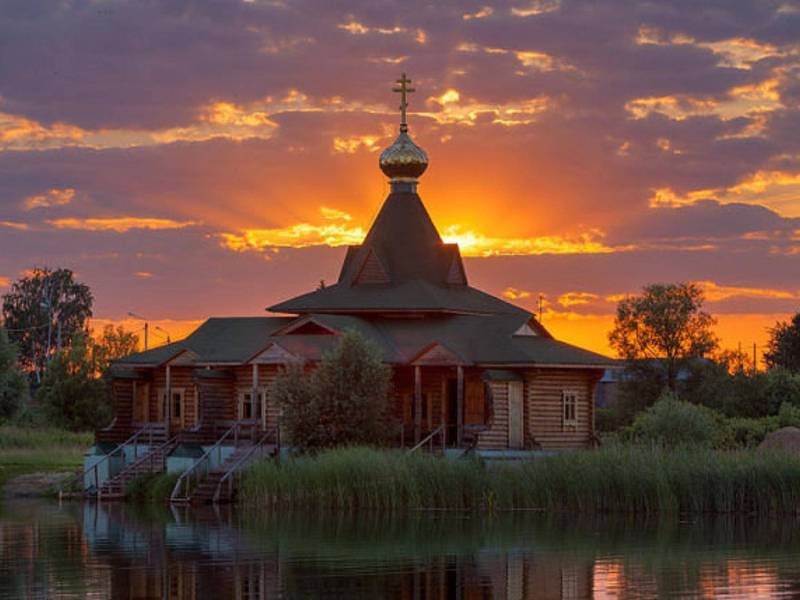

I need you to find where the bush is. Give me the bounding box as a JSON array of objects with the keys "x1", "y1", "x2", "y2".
[
  {"x1": 36, "y1": 337, "x2": 111, "y2": 431},
  {"x1": 271, "y1": 331, "x2": 394, "y2": 451},
  {"x1": 595, "y1": 407, "x2": 624, "y2": 433},
  {"x1": 628, "y1": 393, "x2": 718, "y2": 447},
  {"x1": 0, "y1": 327, "x2": 27, "y2": 423}
]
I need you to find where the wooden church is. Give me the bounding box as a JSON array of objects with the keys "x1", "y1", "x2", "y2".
[{"x1": 95, "y1": 74, "x2": 612, "y2": 495}]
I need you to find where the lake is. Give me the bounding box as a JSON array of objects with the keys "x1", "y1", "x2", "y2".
[{"x1": 2, "y1": 501, "x2": 800, "y2": 599}]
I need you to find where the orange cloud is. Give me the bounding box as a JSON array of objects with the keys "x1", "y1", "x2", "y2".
[
  {"x1": 220, "y1": 208, "x2": 366, "y2": 251},
  {"x1": 332, "y1": 134, "x2": 382, "y2": 154},
  {"x1": 636, "y1": 28, "x2": 783, "y2": 70},
  {"x1": 23, "y1": 187, "x2": 76, "y2": 210},
  {"x1": 0, "y1": 276, "x2": 10, "y2": 288},
  {"x1": 511, "y1": 0, "x2": 561, "y2": 17},
  {"x1": 48, "y1": 217, "x2": 196, "y2": 232},
  {"x1": 463, "y1": 6, "x2": 493, "y2": 20},
  {"x1": 135, "y1": 271, "x2": 154, "y2": 278},
  {"x1": 558, "y1": 292, "x2": 600, "y2": 307},
  {"x1": 502, "y1": 287, "x2": 532, "y2": 300},
  {"x1": 424, "y1": 89, "x2": 552, "y2": 126},
  {"x1": 626, "y1": 74, "x2": 783, "y2": 122},
  {"x1": 695, "y1": 280, "x2": 799, "y2": 302},
  {"x1": 337, "y1": 20, "x2": 425, "y2": 43},
  {"x1": 0, "y1": 220, "x2": 29, "y2": 230},
  {"x1": 649, "y1": 169, "x2": 800, "y2": 217},
  {"x1": 441, "y1": 225, "x2": 621, "y2": 256}
]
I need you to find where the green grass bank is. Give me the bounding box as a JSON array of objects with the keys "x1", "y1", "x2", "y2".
[
  {"x1": 0, "y1": 426, "x2": 90, "y2": 488},
  {"x1": 238, "y1": 446, "x2": 800, "y2": 515}
]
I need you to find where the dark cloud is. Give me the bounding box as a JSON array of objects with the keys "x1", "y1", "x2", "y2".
[{"x1": 0, "y1": 0, "x2": 799, "y2": 332}]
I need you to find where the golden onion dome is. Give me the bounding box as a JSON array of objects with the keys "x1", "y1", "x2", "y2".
[
  {"x1": 379, "y1": 131, "x2": 428, "y2": 180},
  {"x1": 379, "y1": 73, "x2": 428, "y2": 182}
]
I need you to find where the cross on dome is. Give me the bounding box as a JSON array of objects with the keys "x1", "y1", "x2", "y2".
[
  {"x1": 380, "y1": 73, "x2": 429, "y2": 185},
  {"x1": 392, "y1": 73, "x2": 415, "y2": 133}
]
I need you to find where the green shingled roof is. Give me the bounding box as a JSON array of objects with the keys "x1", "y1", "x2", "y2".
[
  {"x1": 115, "y1": 186, "x2": 615, "y2": 370},
  {"x1": 114, "y1": 317, "x2": 293, "y2": 366}
]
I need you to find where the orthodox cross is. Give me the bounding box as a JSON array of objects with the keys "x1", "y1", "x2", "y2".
[{"x1": 392, "y1": 73, "x2": 415, "y2": 132}]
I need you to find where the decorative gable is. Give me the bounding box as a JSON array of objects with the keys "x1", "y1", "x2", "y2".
[
  {"x1": 274, "y1": 316, "x2": 339, "y2": 336},
  {"x1": 249, "y1": 343, "x2": 296, "y2": 364},
  {"x1": 513, "y1": 323, "x2": 538, "y2": 337},
  {"x1": 445, "y1": 250, "x2": 467, "y2": 285},
  {"x1": 166, "y1": 350, "x2": 199, "y2": 366},
  {"x1": 352, "y1": 248, "x2": 390, "y2": 285},
  {"x1": 410, "y1": 342, "x2": 464, "y2": 366}
]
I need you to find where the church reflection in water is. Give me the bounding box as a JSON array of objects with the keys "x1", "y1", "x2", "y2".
[
  {"x1": 84, "y1": 503, "x2": 593, "y2": 600},
  {"x1": 2, "y1": 501, "x2": 798, "y2": 599}
]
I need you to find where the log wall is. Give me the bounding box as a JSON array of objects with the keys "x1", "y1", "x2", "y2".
[{"x1": 525, "y1": 368, "x2": 599, "y2": 450}]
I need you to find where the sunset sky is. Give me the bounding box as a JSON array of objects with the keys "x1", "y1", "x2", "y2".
[{"x1": 1, "y1": 0, "x2": 799, "y2": 357}]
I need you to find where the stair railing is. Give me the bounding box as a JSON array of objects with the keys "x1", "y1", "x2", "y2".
[
  {"x1": 99, "y1": 434, "x2": 178, "y2": 496},
  {"x1": 75, "y1": 423, "x2": 165, "y2": 496},
  {"x1": 407, "y1": 424, "x2": 445, "y2": 454},
  {"x1": 212, "y1": 424, "x2": 280, "y2": 504},
  {"x1": 170, "y1": 420, "x2": 246, "y2": 503}
]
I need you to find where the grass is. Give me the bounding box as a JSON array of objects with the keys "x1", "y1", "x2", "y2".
[
  {"x1": 125, "y1": 472, "x2": 179, "y2": 504},
  {"x1": 0, "y1": 426, "x2": 92, "y2": 488},
  {"x1": 238, "y1": 445, "x2": 800, "y2": 515}
]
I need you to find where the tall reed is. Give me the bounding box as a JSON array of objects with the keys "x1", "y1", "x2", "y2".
[{"x1": 238, "y1": 445, "x2": 800, "y2": 515}]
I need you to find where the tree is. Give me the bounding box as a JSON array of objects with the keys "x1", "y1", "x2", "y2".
[
  {"x1": 271, "y1": 330, "x2": 394, "y2": 450},
  {"x1": 36, "y1": 334, "x2": 111, "y2": 431},
  {"x1": 765, "y1": 313, "x2": 800, "y2": 373},
  {"x1": 609, "y1": 283, "x2": 718, "y2": 392},
  {"x1": 0, "y1": 327, "x2": 27, "y2": 422},
  {"x1": 2, "y1": 268, "x2": 93, "y2": 381},
  {"x1": 92, "y1": 324, "x2": 139, "y2": 375}
]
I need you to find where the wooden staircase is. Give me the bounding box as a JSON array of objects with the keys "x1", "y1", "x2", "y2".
[
  {"x1": 188, "y1": 445, "x2": 267, "y2": 504},
  {"x1": 97, "y1": 435, "x2": 177, "y2": 499},
  {"x1": 171, "y1": 421, "x2": 279, "y2": 505},
  {"x1": 82, "y1": 423, "x2": 169, "y2": 498}
]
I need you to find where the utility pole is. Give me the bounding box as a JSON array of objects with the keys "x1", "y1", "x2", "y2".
[
  {"x1": 128, "y1": 312, "x2": 149, "y2": 350},
  {"x1": 538, "y1": 294, "x2": 544, "y2": 322}
]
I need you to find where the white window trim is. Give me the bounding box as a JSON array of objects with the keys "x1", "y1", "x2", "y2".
[
  {"x1": 156, "y1": 387, "x2": 186, "y2": 426},
  {"x1": 238, "y1": 388, "x2": 267, "y2": 425},
  {"x1": 562, "y1": 390, "x2": 578, "y2": 429}
]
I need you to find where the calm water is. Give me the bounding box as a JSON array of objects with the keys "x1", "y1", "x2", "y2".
[{"x1": 2, "y1": 501, "x2": 800, "y2": 599}]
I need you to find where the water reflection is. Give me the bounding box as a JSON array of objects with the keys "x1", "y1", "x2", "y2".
[{"x1": 2, "y1": 501, "x2": 800, "y2": 599}]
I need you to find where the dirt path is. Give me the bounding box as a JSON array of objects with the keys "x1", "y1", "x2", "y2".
[{"x1": 3, "y1": 472, "x2": 73, "y2": 499}]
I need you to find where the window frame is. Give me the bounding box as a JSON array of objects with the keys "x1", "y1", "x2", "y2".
[{"x1": 562, "y1": 390, "x2": 578, "y2": 429}]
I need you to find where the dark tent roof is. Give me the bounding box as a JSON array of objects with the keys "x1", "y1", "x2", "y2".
[
  {"x1": 116, "y1": 181, "x2": 614, "y2": 370},
  {"x1": 270, "y1": 190, "x2": 500, "y2": 316}
]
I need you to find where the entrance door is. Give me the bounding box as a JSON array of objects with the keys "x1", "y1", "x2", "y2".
[
  {"x1": 133, "y1": 382, "x2": 150, "y2": 424},
  {"x1": 508, "y1": 381, "x2": 524, "y2": 449}
]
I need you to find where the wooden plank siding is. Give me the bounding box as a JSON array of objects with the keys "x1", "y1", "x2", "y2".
[
  {"x1": 107, "y1": 363, "x2": 602, "y2": 450},
  {"x1": 525, "y1": 368, "x2": 599, "y2": 450},
  {"x1": 477, "y1": 382, "x2": 509, "y2": 449}
]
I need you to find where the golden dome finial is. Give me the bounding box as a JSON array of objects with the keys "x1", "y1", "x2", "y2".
[{"x1": 380, "y1": 73, "x2": 428, "y2": 185}]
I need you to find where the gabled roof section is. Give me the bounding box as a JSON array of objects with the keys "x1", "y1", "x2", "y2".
[
  {"x1": 113, "y1": 317, "x2": 294, "y2": 366},
  {"x1": 443, "y1": 244, "x2": 467, "y2": 286},
  {"x1": 410, "y1": 342, "x2": 466, "y2": 366},
  {"x1": 166, "y1": 349, "x2": 200, "y2": 366},
  {"x1": 248, "y1": 342, "x2": 296, "y2": 364},
  {"x1": 352, "y1": 247, "x2": 391, "y2": 285},
  {"x1": 272, "y1": 315, "x2": 341, "y2": 336}
]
